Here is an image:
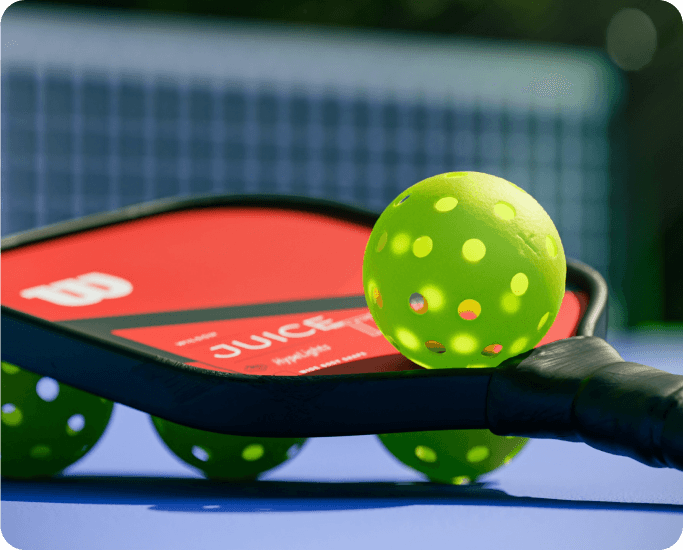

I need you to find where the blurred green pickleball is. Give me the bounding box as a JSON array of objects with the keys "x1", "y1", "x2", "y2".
[
  {"x1": 151, "y1": 416, "x2": 308, "y2": 481},
  {"x1": 363, "y1": 171, "x2": 566, "y2": 370},
  {"x1": 1, "y1": 361, "x2": 114, "y2": 479},
  {"x1": 378, "y1": 430, "x2": 529, "y2": 484}
]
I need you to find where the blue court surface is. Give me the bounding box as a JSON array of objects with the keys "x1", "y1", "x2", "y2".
[{"x1": 2, "y1": 328, "x2": 682, "y2": 550}]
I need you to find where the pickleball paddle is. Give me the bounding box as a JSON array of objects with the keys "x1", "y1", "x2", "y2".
[{"x1": 2, "y1": 195, "x2": 681, "y2": 471}]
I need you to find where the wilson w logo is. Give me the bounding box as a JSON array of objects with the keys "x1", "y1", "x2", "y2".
[{"x1": 20, "y1": 272, "x2": 133, "y2": 307}]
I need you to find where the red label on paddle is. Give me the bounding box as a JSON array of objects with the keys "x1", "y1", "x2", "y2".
[{"x1": 113, "y1": 307, "x2": 398, "y2": 375}]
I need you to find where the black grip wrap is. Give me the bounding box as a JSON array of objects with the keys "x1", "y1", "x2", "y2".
[{"x1": 486, "y1": 336, "x2": 683, "y2": 471}]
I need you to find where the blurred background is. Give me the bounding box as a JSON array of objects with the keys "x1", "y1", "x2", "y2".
[{"x1": 2, "y1": 0, "x2": 682, "y2": 334}]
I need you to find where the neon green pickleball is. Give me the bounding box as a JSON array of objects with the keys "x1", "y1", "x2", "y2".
[
  {"x1": 1, "y1": 361, "x2": 114, "y2": 479},
  {"x1": 378, "y1": 430, "x2": 529, "y2": 484},
  {"x1": 151, "y1": 416, "x2": 308, "y2": 481},
  {"x1": 363, "y1": 171, "x2": 566, "y2": 370}
]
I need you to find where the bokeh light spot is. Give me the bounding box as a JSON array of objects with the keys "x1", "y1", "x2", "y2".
[
  {"x1": 451, "y1": 334, "x2": 478, "y2": 354},
  {"x1": 30, "y1": 445, "x2": 51, "y2": 459},
  {"x1": 420, "y1": 286, "x2": 444, "y2": 312},
  {"x1": 396, "y1": 328, "x2": 420, "y2": 350},
  {"x1": 606, "y1": 8, "x2": 657, "y2": 71},
  {"x1": 501, "y1": 292, "x2": 521, "y2": 314},
  {"x1": 391, "y1": 233, "x2": 411, "y2": 255}
]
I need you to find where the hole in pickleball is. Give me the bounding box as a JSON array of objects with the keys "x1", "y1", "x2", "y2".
[
  {"x1": 466, "y1": 446, "x2": 490, "y2": 463},
  {"x1": 36, "y1": 377, "x2": 59, "y2": 402},
  {"x1": 546, "y1": 235, "x2": 558, "y2": 258},
  {"x1": 66, "y1": 414, "x2": 85, "y2": 435},
  {"x1": 242, "y1": 444, "x2": 265, "y2": 461},
  {"x1": 192, "y1": 445, "x2": 210, "y2": 462},
  {"x1": 493, "y1": 201, "x2": 516, "y2": 220},
  {"x1": 537, "y1": 312, "x2": 550, "y2": 330},
  {"x1": 415, "y1": 445, "x2": 438, "y2": 463},
  {"x1": 376, "y1": 231, "x2": 388, "y2": 252},
  {"x1": 1, "y1": 404, "x2": 23, "y2": 426},
  {"x1": 373, "y1": 287, "x2": 383, "y2": 308},
  {"x1": 425, "y1": 340, "x2": 445, "y2": 353},
  {"x1": 287, "y1": 444, "x2": 302, "y2": 459},
  {"x1": 458, "y1": 299, "x2": 481, "y2": 320},
  {"x1": 413, "y1": 236, "x2": 433, "y2": 258},
  {"x1": 394, "y1": 194, "x2": 410, "y2": 206},
  {"x1": 481, "y1": 343, "x2": 503, "y2": 356},
  {"x1": 410, "y1": 293, "x2": 428, "y2": 314}
]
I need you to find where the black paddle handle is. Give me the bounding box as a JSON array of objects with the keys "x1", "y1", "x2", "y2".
[{"x1": 486, "y1": 336, "x2": 683, "y2": 471}]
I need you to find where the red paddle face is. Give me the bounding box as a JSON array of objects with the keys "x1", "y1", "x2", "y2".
[{"x1": 1, "y1": 205, "x2": 587, "y2": 376}]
